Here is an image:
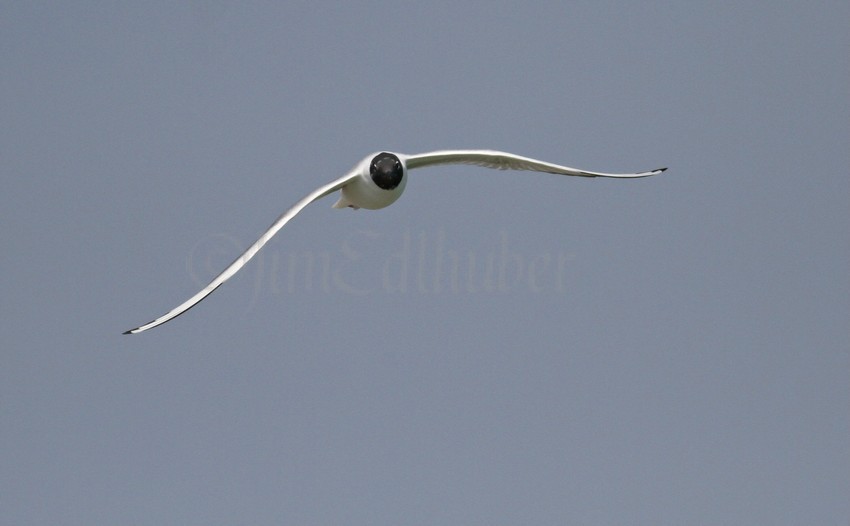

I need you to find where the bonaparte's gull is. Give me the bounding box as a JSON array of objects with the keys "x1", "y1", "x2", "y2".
[{"x1": 124, "y1": 150, "x2": 666, "y2": 334}]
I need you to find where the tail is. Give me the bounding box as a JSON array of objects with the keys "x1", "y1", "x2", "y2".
[{"x1": 332, "y1": 195, "x2": 359, "y2": 209}]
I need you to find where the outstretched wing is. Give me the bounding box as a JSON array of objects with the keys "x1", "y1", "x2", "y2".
[
  {"x1": 124, "y1": 172, "x2": 358, "y2": 334},
  {"x1": 405, "y1": 150, "x2": 666, "y2": 178}
]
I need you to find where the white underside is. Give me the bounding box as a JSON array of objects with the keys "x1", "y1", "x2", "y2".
[{"x1": 332, "y1": 163, "x2": 407, "y2": 210}]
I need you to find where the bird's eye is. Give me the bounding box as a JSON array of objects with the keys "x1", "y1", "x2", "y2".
[{"x1": 370, "y1": 152, "x2": 403, "y2": 190}]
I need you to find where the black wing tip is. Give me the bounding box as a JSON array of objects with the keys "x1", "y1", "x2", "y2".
[
  {"x1": 641, "y1": 167, "x2": 667, "y2": 177},
  {"x1": 123, "y1": 321, "x2": 154, "y2": 334}
]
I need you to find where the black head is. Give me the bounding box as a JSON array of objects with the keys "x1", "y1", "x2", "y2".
[{"x1": 369, "y1": 152, "x2": 403, "y2": 190}]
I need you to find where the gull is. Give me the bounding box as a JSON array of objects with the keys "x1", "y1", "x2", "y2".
[{"x1": 124, "y1": 150, "x2": 666, "y2": 334}]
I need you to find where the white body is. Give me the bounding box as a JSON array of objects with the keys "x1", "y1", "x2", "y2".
[{"x1": 332, "y1": 153, "x2": 408, "y2": 210}]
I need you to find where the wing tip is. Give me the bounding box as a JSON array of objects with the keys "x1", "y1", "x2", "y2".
[{"x1": 639, "y1": 167, "x2": 668, "y2": 177}]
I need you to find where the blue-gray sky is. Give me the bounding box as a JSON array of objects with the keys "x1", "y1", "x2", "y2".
[{"x1": 2, "y1": 2, "x2": 848, "y2": 524}]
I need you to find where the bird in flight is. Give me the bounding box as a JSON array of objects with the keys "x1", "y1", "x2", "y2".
[{"x1": 124, "y1": 150, "x2": 666, "y2": 334}]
